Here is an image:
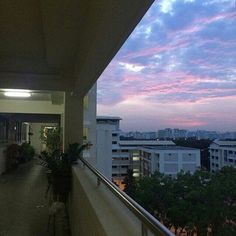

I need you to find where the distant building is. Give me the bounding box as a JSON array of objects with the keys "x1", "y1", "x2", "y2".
[
  {"x1": 96, "y1": 116, "x2": 202, "y2": 189},
  {"x1": 209, "y1": 140, "x2": 236, "y2": 172},
  {"x1": 112, "y1": 140, "x2": 176, "y2": 188},
  {"x1": 96, "y1": 116, "x2": 122, "y2": 179},
  {"x1": 138, "y1": 146, "x2": 200, "y2": 178}
]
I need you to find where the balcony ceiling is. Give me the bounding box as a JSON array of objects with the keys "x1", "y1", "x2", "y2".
[{"x1": 0, "y1": 0, "x2": 154, "y2": 96}]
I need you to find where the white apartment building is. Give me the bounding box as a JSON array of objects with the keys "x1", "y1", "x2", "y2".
[
  {"x1": 209, "y1": 140, "x2": 236, "y2": 172},
  {"x1": 137, "y1": 146, "x2": 201, "y2": 178},
  {"x1": 96, "y1": 116, "x2": 122, "y2": 179},
  {"x1": 112, "y1": 140, "x2": 176, "y2": 188},
  {"x1": 96, "y1": 115, "x2": 201, "y2": 188},
  {"x1": 95, "y1": 116, "x2": 177, "y2": 187}
]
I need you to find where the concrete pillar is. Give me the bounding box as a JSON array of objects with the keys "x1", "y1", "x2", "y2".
[{"x1": 64, "y1": 92, "x2": 84, "y2": 149}]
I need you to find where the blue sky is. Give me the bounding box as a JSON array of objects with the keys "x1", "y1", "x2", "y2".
[{"x1": 97, "y1": 0, "x2": 236, "y2": 132}]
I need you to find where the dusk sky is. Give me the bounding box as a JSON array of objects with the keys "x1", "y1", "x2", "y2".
[{"x1": 97, "y1": 0, "x2": 236, "y2": 132}]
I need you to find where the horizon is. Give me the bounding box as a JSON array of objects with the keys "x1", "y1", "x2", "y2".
[{"x1": 97, "y1": 0, "x2": 236, "y2": 132}]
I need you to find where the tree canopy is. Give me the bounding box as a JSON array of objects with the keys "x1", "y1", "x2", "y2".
[{"x1": 124, "y1": 167, "x2": 236, "y2": 235}]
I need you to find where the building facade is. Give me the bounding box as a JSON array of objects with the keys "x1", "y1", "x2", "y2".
[
  {"x1": 138, "y1": 146, "x2": 201, "y2": 178},
  {"x1": 209, "y1": 140, "x2": 236, "y2": 172}
]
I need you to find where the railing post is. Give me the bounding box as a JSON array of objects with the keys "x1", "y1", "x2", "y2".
[
  {"x1": 142, "y1": 222, "x2": 148, "y2": 236},
  {"x1": 97, "y1": 177, "x2": 101, "y2": 186}
]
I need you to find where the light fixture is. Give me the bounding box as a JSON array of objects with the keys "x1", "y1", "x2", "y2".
[{"x1": 3, "y1": 89, "x2": 31, "y2": 98}]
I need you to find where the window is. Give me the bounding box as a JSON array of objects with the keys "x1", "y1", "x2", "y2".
[
  {"x1": 215, "y1": 156, "x2": 218, "y2": 160},
  {"x1": 122, "y1": 149, "x2": 129, "y2": 152},
  {"x1": 216, "y1": 164, "x2": 219, "y2": 168},
  {"x1": 113, "y1": 150, "x2": 117, "y2": 152},
  {"x1": 112, "y1": 141, "x2": 117, "y2": 144},
  {"x1": 112, "y1": 166, "x2": 117, "y2": 168},
  {"x1": 112, "y1": 133, "x2": 118, "y2": 137}
]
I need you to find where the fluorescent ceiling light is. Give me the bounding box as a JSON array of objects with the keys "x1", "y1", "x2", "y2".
[{"x1": 4, "y1": 91, "x2": 31, "y2": 97}]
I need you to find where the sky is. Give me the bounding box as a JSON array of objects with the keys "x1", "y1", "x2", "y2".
[{"x1": 97, "y1": 0, "x2": 236, "y2": 132}]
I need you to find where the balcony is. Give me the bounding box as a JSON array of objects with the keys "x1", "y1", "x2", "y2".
[
  {"x1": 69, "y1": 157, "x2": 174, "y2": 236},
  {"x1": 0, "y1": 1, "x2": 174, "y2": 235}
]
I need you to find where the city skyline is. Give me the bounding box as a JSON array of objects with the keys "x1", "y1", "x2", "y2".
[{"x1": 97, "y1": 0, "x2": 236, "y2": 132}]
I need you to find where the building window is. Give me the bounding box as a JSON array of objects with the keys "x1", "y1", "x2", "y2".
[
  {"x1": 215, "y1": 156, "x2": 218, "y2": 160},
  {"x1": 112, "y1": 141, "x2": 118, "y2": 144},
  {"x1": 113, "y1": 150, "x2": 117, "y2": 152},
  {"x1": 216, "y1": 164, "x2": 219, "y2": 168},
  {"x1": 112, "y1": 166, "x2": 117, "y2": 168},
  {"x1": 212, "y1": 163, "x2": 215, "y2": 166},
  {"x1": 229, "y1": 159, "x2": 233, "y2": 163},
  {"x1": 112, "y1": 133, "x2": 118, "y2": 137},
  {"x1": 212, "y1": 156, "x2": 214, "y2": 159},
  {"x1": 122, "y1": 149, "x2": 129, "y2": 152}
]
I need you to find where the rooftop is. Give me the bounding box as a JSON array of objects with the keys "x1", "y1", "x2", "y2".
[
  {"x1": 212, "y1": 140, "x2": 236, "y2": 147},
  {"x1": 119, "y1": 140, "x2": 176, "y2": 146},
  {"x1": 96, "y1": 116, "x2": 122, "y2": 121},
  {"x1": 142, "y1": 146, "x2": 199, "y2": 151}
]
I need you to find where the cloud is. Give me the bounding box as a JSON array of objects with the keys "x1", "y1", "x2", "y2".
[{"x1": 97, "y1": 0, "x2": 236, "y2": 131}]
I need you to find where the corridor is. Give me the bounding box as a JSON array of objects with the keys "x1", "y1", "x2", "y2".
[{"x1": 0, "y1": 160, "x2": 69, "y2": 236}]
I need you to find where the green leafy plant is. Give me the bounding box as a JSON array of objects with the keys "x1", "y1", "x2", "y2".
[
  {"x1": 40, "y1": 126, "x2": 62, "y2": 154},
  {"x1": 40, "y1": 130, "x2": 90, "y2": 202},
  {"x1": 19, "y1": 142, "x2": 35, "y2": 162}
]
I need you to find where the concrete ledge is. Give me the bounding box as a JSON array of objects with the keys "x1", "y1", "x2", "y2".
[{"x1": 69, "y1": 164, "x2": 142, "y2": 236}]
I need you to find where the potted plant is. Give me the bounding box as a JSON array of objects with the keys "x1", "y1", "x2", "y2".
[
  {"x1": 39, "y1": 126, "x2": 90, "y2": 202},
  {"x1": 41, "y1": 142, "x2": 89, "y2": 202}
]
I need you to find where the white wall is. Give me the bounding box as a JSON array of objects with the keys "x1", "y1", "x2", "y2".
[
  {"x1": 83, "y1": 84, "x2": 97, "y2": 166},
  {"x1": 69, "y1": 165, "x2": 147, "y2": 236},
  {"x1": 96, "y1": 124, "x2": 114, "y2": 179},
  {"x1": 0, "y1": 99, "x2": 63, "y2": 114}
]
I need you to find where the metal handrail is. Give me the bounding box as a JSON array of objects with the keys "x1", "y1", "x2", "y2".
[{"x1": 78, "y1": 156, "x2": 175, "y2": 236}]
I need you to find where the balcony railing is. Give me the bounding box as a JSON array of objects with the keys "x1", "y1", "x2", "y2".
[{"x1": 78, "y1": 156, "x2": 174, "y2": 236}]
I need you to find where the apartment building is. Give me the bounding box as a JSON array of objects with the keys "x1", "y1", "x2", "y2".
[
  {"x1": 112, "y1": 140, "x2": 176, "y2": 188},
  {"x1": 96, "y1": 116, "x2": 122, "y2": 179},
  {"x1": 96, "y1": 116, "x2": 201, "y2": 188},
  {"x1": 209, "y1": 140, "x2": 236, "y2": 172},
  {"x1": 138, "y1": 146, "x2": 201, "y2": 178}
]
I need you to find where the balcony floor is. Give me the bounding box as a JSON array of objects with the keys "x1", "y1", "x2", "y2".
[{"x1": 0, "y1": 159, "x2": 70, "y2": 236}]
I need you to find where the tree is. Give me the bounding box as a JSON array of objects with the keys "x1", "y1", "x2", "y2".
[
  {"x1": 123, "y1": 169, "x2": 136, "y2": 197},
  {"x1": 129, "y1": 168, "x2": 236, "y2": 235}
]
